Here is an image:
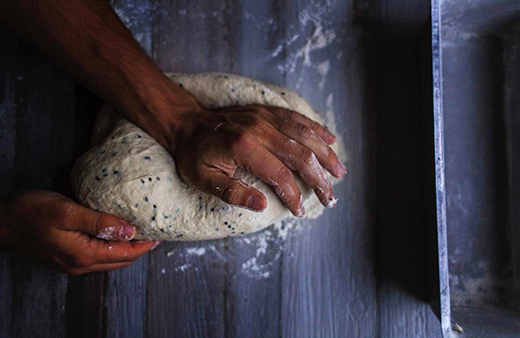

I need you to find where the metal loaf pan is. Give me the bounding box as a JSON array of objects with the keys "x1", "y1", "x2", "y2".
[{"x1": 432, "y1": 0, "x2": 520, "y2": 336}]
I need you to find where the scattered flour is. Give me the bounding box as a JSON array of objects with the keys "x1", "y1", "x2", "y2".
[
  {"x1": 185, "y1": 247, "x2": 206, "y2": 256},
  {"x1": 164, "y1": 220, "x2": 302, "y2": 279},
  {"x1": 175, "y1": 264, "x2": 191, "y2": 272},
  {"x1": 276, "y1": 25, "x2": 336, "y2": 77},
  {"x1": 325, "y1": 93, "x2": 337, "y2": 134},
  {"x1": 316, "y1": 61, "x2": 331, "y2": 88},
  {"x1": 241, "y1": 257, "x2": 271, "y2": 279}
]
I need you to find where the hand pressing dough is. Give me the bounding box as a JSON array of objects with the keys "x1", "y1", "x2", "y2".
[{"x1": 71, "y1": 73, "x2": 343, "y2": 241}]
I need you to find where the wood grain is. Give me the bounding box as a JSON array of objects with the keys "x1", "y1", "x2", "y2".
[{"x1": 0, "y1": 1, "x2": 442, "y2": 337}]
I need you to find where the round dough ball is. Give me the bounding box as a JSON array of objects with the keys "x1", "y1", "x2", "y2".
[{"x1": 71, "y1": 72, "x2": 341, "y2": 241}]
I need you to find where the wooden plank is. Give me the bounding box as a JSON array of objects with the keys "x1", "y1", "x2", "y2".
[
  {"x1": 64, "y1": 84, "x2": 104, "y2": 338},
  {"x1": 222, "y1": 2, "x2": 285, "y2": 337},
  {"x1": 0, "y1": 1, "x2": 446, "y2": 337},
  {"x1": 2, "y1": 38, "x2": 76, "y2": 338},
  {"x1": 279, "y1": 1, "x2": 379, "y2": 336},
  {"x1": 145, "y1": 1, "x2": 230, "y2": 337},
  {"x1": 95, "y1": 1, "x2": 155, "y2": 337}
]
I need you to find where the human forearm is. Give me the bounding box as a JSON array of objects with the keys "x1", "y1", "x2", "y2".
[{"x1": 0, "y1": 0, "x2": 199, "y2": 147}]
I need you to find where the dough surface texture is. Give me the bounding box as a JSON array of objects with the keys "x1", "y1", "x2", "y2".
[{"x1": 71, "y1": 73, "x2": 341, "y2": 241}]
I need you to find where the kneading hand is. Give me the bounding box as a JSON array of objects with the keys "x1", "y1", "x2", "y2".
[
  {"x1": 0, "y1": 190, "x2": 159, "y2": 275},
  {"x1": 168, "y1": 104, "x2": 346, "y2": 217}
]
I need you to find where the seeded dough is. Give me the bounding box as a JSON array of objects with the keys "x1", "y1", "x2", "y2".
[{"x1": 71, "y1": 73, "x2": 342, "y2": 241}]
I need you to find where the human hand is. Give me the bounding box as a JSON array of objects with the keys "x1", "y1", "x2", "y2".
[
  {"x1": 168, "y1": 104, "x2": 346, "y2": 217},
  {"x1": 0, "y1": 190, "x2": 159, "y2": 275}
]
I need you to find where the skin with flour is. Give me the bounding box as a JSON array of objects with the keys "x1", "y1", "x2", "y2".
[
  {"x1": 0, "y1": 0, "x2": 344, "y2": 273},
  {"x1": 72, "y1": 73, "x2": 344, "y2": 241}
]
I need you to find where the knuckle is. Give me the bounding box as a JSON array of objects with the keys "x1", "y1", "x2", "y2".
[
  {"x1": 285, "y1": 109, "x2": 296, "y2": 120},
  {"x1": 94, "y1": 213, "x2": 113, "y2": 234},
  {"x1": 297, "y1": 148, "x2": 314, "y2": 165},
  {"x1": 310, "y1": 120, "x2": 321, "y2": 131},
  {"x1": 247, "y1": 115, "x2": 266, "y2": 130},
  {"x1": 327, "y1": 146, "x2": 339, "y2": 162},
  {"x1": 52, "y1": 200, "x2": 76, "y2": 224},
  {"x1": 222, "y1": 183, "x2": 239, "y2": 204},
  {"x1": 232, "y1": 132, "x2": 255, "y2": 152},
  {"x1": 295, "y1": 123, "x2": 312, "y2": 140},
  {"x1": 276, "y1": 166, "x2": 294, "y2": 186}
]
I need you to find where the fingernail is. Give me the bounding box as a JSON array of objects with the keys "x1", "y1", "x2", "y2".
[
  {"x1": 151, "y1": 241, "x2": 161, "y2": 250},
  {"x1": 337, "y1": 162, "x2": 346, "y2": 176},
  {"x1": 326, "y1": 130, "x2": 336, "y2": 143},
  {"x1": 247, "y1": 195, "x2": 264, "y2": 211},
  {"x1": 119, "y1": 222, "x2": 136, "y2": 241}
]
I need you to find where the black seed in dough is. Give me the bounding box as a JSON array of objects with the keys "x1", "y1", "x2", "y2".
[{"x1": 144, "y1": 156, "x2": 151, "y2": 161}]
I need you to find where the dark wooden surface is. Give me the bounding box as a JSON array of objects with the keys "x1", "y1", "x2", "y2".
[{"x1": 0, "y1": 1, "x2": 442, "y2": 337}]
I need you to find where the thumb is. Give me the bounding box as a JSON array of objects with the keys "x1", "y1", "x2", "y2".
[
  {"x1": 203, "y1": 169, "x2": 267, "y2": 212},
  {"x1": 75, "y1": 205, "x2": 136, "y2": 241}
]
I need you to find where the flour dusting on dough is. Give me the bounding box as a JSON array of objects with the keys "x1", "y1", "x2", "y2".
[{"x1": 71, "y1": 73, "x2": 343, "y2": 241}]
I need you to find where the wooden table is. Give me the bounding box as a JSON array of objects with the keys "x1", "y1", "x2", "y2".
[{"x1": 0, "y1": 1, "x2": 442, "y2": 337}]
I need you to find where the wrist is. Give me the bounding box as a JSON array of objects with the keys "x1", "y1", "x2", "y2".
[{"x1": 120, "y1": 74, "x2": 205, "y2": 152}]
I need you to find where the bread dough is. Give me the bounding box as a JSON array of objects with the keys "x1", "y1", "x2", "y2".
[{"x1": 71, "y1": 73, "x2": 342, "y2": 241}]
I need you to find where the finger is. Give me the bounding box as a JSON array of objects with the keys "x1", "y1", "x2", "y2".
[
  {"x1": 69, "y1": 261, "x2": 134, "y2": 275},
  {"x1": 234, "y1": 136, "x2": 305, "y2": 216},
  {"x1": 265, "y1": 115, "x2": 345, "y2": 178},
  {"x1": 58, "y1": 202, "x2": 136, "y2": 241},
  {"x1": 92, "y1": 239, "x2": 160, "y2": 264},
  {"x1": 263, "y1": 105, "x2": 336, "y2": 144},
  {"x1": 261, "y1": 127, "x2": 336, "y2": 208},
  {"x1": 201, "y1": 168, "x2": 267, "y2": 212}
]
